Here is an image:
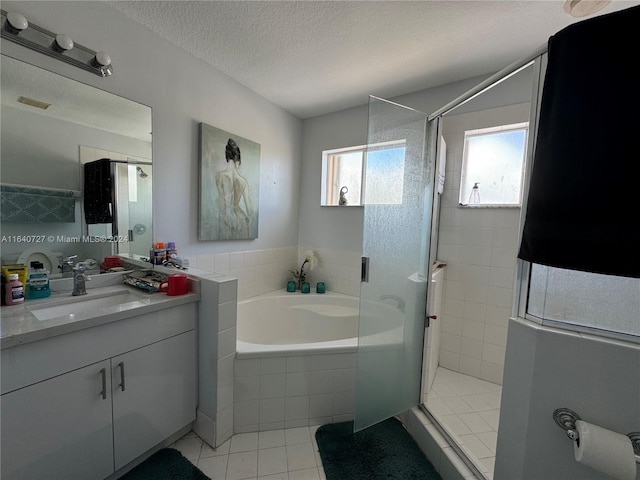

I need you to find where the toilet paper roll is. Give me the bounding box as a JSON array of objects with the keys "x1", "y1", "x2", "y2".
[{"x1": 574, "y1": 420, "x2": 637, "y2": 480}]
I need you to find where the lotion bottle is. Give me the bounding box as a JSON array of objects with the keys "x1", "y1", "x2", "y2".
[{"x1": 5, "y1": 273, "x2": 24, "y2": 305}]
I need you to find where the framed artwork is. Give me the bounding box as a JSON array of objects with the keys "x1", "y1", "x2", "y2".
[{"x1": 199, "y1": 123, "x2": 260, "y2": 240}]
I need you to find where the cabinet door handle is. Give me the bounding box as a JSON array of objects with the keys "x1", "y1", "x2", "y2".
[
  {"x1": 118, "y1": 362, "x2": 126, "y2": 391},
  {"x1": 99, "y1": 368, "x2": 107, "y2": 400}
]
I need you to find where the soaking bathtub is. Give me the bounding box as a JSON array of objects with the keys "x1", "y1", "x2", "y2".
[
  {"x1": 236, "y1": 290, "x2": 360, "y2": 358},
  {"x1": 234, "y1": 290, "x2": 360, "y2": 431}
]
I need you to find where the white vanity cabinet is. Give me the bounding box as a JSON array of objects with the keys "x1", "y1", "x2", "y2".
[
  {"x1": 112, "y1": 330, "x2": 196, "y2": 470},
  {"x1": 0, "y1": 301, "x2": 197, "y2": 480},
  {"x1": 1, "y1": 359, "x2": 115, "y2": 480}
]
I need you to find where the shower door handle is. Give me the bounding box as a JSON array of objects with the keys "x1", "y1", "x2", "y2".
[
  {"x1": 425, "y1": 314, "x2": 437, "y2": 328},
  {"x1": 361, "y1": 257, "x2": 370, "y2": 283}
]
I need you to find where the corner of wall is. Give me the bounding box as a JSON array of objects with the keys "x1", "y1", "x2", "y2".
[{"x1": 493, "y1": 318, "x2": 537, "y2": 479}]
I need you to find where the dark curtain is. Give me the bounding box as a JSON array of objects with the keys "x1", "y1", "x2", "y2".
[
  {"x1": 518, "y1": 5, "x2": 640, "y2": 278},
  {"x1": 83, "y1": 158, "x2": 113, "y2": 224}
]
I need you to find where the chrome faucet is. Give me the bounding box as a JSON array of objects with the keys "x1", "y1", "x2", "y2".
[
  {"x1": 58, "y1": 255, "x2": 77, "y2": 278},
  {"x1": 380, "y1": 294, "x2": 405, "y2": 313},
  {"x1": 72, "y1": 262, "x2": 89, "y2": 296}
]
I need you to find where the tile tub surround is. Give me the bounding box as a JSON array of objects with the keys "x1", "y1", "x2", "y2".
[
  {"x1": 234, "y1": 353, "x2": 356, "y2": 433},
  {"x1": 188, "y1": 246, "x2": 362, "y2": 300}
]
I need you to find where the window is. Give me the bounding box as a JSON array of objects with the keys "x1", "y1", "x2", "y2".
[
  {"x1": 363, "y1": 142, "x2": 405, "y2": 205},
  {"x1": 459, "y1": 122, "x2": 528, "y2": 206},
  {"x1": 321, "y1": 141, "x2": 406, "y2": 206},
  {"x1": 321, "y1": 146, "x2": 364, "y2": 206},
  {"x1": 526, "y1": 264, "x2": 640, "y2": 339}
]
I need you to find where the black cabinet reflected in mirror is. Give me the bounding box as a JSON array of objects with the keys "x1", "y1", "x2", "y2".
[{"x1": 0, "y1": 55, "x2": 152, "y2": 276}]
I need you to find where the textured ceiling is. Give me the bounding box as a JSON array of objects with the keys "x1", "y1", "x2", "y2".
[{"x1": 108, "y1": 1, "x2": 637, "y2": 119}]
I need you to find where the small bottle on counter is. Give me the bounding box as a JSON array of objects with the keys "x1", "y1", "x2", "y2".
[
  {"x1": 5, "y1": 273, "x2": 24, "y2": 306},
  {"x1": 153, "y1": 242, "x2": 166, "y2": 265},
  {"x1": 166, "y1": 242, "x2": 177, "y2": 260},
  {"x1": 26, "y1": 261, "x2": 51, "y2": 299}
]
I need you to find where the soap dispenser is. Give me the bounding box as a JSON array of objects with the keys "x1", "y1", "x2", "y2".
[{"x1": 468, "y1": 182, "x2": 480, "y2": 205}]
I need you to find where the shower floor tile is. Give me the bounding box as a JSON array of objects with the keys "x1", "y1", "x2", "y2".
[{"x1": 424, "y1": 366, "x2": 502, "y2": 480}]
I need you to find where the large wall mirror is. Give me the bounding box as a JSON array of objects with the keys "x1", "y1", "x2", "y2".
[{"x1": 0, "y1": 55, "x2": 152, "y2": 277}]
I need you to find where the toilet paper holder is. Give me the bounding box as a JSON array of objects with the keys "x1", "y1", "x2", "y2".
[{"x1": 553, "y1": 408, "x2": 640, "y2": 464}]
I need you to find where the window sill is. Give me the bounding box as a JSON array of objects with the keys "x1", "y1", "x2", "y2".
[
  {"x1": 523, "y1": 314, "x2": 640, "y2": 345},
  {"x1": 457, "y1": 203, "x2": 521, "y2": 209}
]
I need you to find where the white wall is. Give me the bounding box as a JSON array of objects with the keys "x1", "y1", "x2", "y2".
[
  {"x1": 496, "y1": 319, "x2": 640, "y2": 480},
  {"x1": 1, "y1": 1, "x2": 302, "y2": 273}
]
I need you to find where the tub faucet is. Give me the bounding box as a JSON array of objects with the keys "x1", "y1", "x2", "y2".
[
  {"x1": 58, "y1": 255, "x2": 77, "y2": 278},
  {"x1": 380, "y1": 294, "x2": 405, "y2": 313},
  {"x1": 72, "y1": 262, "x2": 90, "y2": 296}
]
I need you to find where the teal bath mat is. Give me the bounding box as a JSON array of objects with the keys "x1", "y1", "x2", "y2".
[
  {"x1": 119, "y1": 448, "x2": 210, "y2": 480},
  {"x1": 316, "y1": 417, "x2": 442, "y2": 480}
]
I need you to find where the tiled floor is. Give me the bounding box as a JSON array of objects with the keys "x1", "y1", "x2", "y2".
[
  {"x1": 423, "y1": 367, "x2": 502, "y2": 479},
  {"x1": 171, "y1": 425, "x2": 327, "y2": 480}
]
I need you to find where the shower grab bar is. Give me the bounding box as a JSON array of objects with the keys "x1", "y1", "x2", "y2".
[{"x1": 553, "y1": 408, "x2": 640, "y2": 464}]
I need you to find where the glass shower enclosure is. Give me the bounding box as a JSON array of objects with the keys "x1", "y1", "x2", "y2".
[{"x1": 354, "y1": 96, "x2": 436, "y2": 431}]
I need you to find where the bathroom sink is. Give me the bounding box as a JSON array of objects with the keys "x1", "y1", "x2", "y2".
[{"x1": 28, "y1": 289, "x2": 151, "y2": 321}]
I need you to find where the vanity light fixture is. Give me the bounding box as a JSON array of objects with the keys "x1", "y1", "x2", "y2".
[{"x1": 0, "y1": 9, "x2": 113, "y2": 77}]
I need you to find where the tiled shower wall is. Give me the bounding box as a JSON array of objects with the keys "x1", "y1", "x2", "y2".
[
  {"x1": 436, "y1": 103, "x2": 529, "y2": 385},
  {"x1": 189, "y1": 246, "x2": 361, "y2": 300}
]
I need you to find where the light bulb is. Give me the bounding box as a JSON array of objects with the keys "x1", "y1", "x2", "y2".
[
  {"x1": 54, "y1": 34, "x2": 74, "y2": 51},
  {"x1": 94, "y1": 51, "x2": 111, "y2": 67},
  {"x1": 6, "y1": 12, "x2": 28, "y2": 33}
]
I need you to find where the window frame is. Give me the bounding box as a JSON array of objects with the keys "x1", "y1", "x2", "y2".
[
  {"x1": 321, "y1": 145, "x2": 366, "y2": 207},
  {"x1": 459, "y1": 122, "x2": 529, "y2": 208},
  {"x1": 321, "y1": 140, "x2": 407, "y2": 207},
  {"x1": 515, "y1": 261, "x2": 640, "y2": 344}
]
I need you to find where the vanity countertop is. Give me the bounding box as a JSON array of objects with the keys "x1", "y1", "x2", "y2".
[{"x1": 0, "y1": 284, "x2": 199, "y2": 350}]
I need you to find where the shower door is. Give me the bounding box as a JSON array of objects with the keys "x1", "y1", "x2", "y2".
[{"x1": 354, "y1": 96, "x2": 435, "y2": 431}]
